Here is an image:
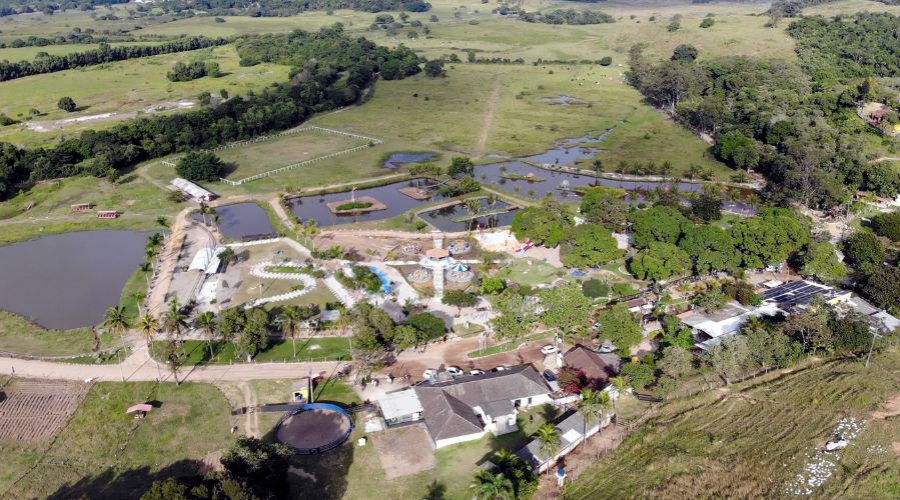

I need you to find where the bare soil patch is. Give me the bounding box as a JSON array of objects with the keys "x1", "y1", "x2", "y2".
[
  {"x1": 872, "y1": 393, "x2": 900, "y2": 420},
  {"x1": 0, "y1": 379, "x2": 90, "y2": 442},
  {"x1": 370, "y1": 424, "x2": 436, "y2": 479}
]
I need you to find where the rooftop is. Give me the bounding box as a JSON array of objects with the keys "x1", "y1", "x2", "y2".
[{"x1": 563, "y1": 345, "x2": 621, "y2": 382}]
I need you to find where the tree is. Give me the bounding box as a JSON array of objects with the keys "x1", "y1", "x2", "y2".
[
  {"x1": 629, "y1": 242, "x2": 691, "y2": 282},
  {"x1": 581, "y1": 278, "x2": 609, "y2": 299},
  {"x1": 103, "y1": 305, "x2": 130, "y2": 338},
  {"x1": 620, "y1": 361, "x2": 654, "y2": 389},
  {"x1": 480, "y1": 276, "x2": 506, "y2": 295},
  {"x1": 470, "y1": 469, "x2": 514, "y2": 500},
  {"x1": 539, "y1": 283, "x2": 592, "y2": 335},
  {"x1": 715, "y1": 130, "x2": 759, "y2": 172},
  {"x1": 159, "y1": 340, "x2": 184, "y2": 385},
  {"x1": 744, "y1": 323, "x2": 801, "y2": 371},
  {"x1": 491, "y1": 450, "x2": 537, "y2": 498},
  {"x1": 798, "y1": 241, "x2": 847, "y2": 283},
  {"x1": 277, "y1": 305, "x2": 304, "y2": 358},
  {"x1": 217, "y1": 246, "x2": 237, "y2": 270},
  {"x1": 195, "y1": 311, "x2": 218, "y2": 360},
  {"x1": 577, "y1": 388, "x2": 609, "y2": 442},
  {"x1": 447, "y1": 156, "x2": 474, "y2": 178},
  {"x1": 667, "y1": 14, "x2": 682, "y2": 32},
  {"x1": 175, "y1": 152, "x2": 225, "y2": 182},
  {"x1": 842, "y1": 231, "x2": 885, "y2": 267},
  {"x1": 870, "y1": 211, "x2": 900, "y2": 242},
  {"x1": 690, "y1": 193, "x2": 722, "y2": 222},
  {"x1": 723, "y1": 280, "x2": 761, "y2": 306},
  {"x1": 700, "y1": 17, "x2": 715, "y2": 28},
  {"x1": 57, "y1": 96, "x2": 76, "y2": 112},
  {"x1": 671, "y1": 44, "x2": 698, "y2": 62},
  {"x1": 393, "y1": 324, "x2": 421, "y2": 350},
  {"x1": 580, "y1": 186, "x2": 628, "y2": 231},
  {"x1": 829, "y1": 313, "x2": 873, "y2": 355},
  {"x1": 596, "y1": 303, "x2": 642, "y2": 351},
  {"x1": 535, "y1": 423, "x2": 561, "y2": 467},
  {"x1": 730, "y1": 210, "x2": 809, "y2": 269},
  {"x1": 658, "y1": 346, "x2": 694, "y2": 379},
  {"x1": 704, "y1": 334, "x2": 750, "y2": 384},
  {"x1": 600, "y1": 56, "x2": 612, "y2": 66},
  {"x1": 237, "y1": 307, "x2": 270, "y2": 359},
  {"x1": 424, "y1": 59, "x2": 445, "y2": 77},
  {"x1": 629, "y1": 206, "x2": 689, "y2": 248},
  {"x1": 137, "y1": 314, "x2": 160, "y2": 346},
  {"x1": 511, "y1": 205, "x2": 571, "y2": 247},
  {"x1": 692, "y1": 285, "x2": 728, "y2": 312},
  {"x1": 678, "y1": 224, "x2": 740, "y2": 274},
  {"x1": 221, "y1": 437, "x2": 292, "y2": 497},
  {"x1": 561, "y1": 223, "x2": 625, "y2": 268},
  {"x1": 859, "y1": 266, "x2": 900, "y2": 311},
  {"x1": 407, "y1": 312, "x2": 446, "y2": 341},
  {"x1": 442, "y1": 290, "x2": 477, "y2": 314},
  {"x1": 783, "y1": 307, "x2": 833, "y2": 352},
  {"x1": 491, "y1": 290, "x2": 538, "y2": 340},
  {"x1": 162, "y1": 299, "x2": 187, "y2": 338}
]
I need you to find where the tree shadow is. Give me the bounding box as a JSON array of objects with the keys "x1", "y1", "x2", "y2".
[
  {"x1": 47, "y1": 459, "x2": 203, "y2": 499},
  {"x1": 262, "y1": 420, "x2": 354, "y2": 500},
  {"x1": 423, "y1": 480, "x2": 447, "y2": 499}
]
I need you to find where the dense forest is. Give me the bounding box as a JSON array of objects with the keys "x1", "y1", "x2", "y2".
[
  {"x1": 0, "y1": 29, "x2": 130, "y2": 49},
  {"x1": 627, "y1": 12, "x2": 900, "y2": 209},
  {"x1": 0, "y1": 25, "x2": 422, "y2": 199},
  {"x1": 0, "y1": 37, "x2": 228, "y2": 82}
]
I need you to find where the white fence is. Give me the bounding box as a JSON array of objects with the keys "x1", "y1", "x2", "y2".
[{"x1": 159, "y1": 126, "x2": 383, "y2": 186}]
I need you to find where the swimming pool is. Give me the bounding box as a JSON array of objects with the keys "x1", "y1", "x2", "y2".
[{"x1": 369, "y1": 266, "x2": 392, "y2": 294}]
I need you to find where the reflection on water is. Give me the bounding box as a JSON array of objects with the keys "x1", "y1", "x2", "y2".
[
  {"x1": 383, "y1": 152, "x2": 439, "y2": 169},
  {"x1": 212, "y1": 203, "x2": 276, "y2": 241},
  {"x1": 419, "y1": 200, "x2": 519, "y2": 232},
  {"x1": 0, "y1": 230, "x2": 151, "y2": 329}
]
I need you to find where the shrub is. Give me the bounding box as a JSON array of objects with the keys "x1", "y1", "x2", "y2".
[
  {"x1": 335, "y1": 201, "x2": 373, "y2": 211},
  {"x1": 582, "y1": 278, "x2": 609, "y2": 298},
  {"x1": 175, "y1": 152, "x2": 225, "y2": 182}
]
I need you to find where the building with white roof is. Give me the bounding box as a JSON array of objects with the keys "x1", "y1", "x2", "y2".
[{"x1": 171, "y1": 177, "x2": 217, "y2": 202}]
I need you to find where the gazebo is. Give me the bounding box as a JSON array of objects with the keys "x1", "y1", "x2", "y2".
[{"x1": 126, "y1": 403, "x2": 153, "y2": 419}]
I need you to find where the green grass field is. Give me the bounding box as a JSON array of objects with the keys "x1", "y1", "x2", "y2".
[
  {"x1": 1, "y1": 381, "x2": 236, "y2": 498},
  {"x1": 215, "y1": 128, "x2": 370, "y2": 181},
  {"x1": 0, "y1": 310, "x2": 118, "y2": 356},
  {"x1": 151, "y1": 336, "x2": 352, "y2": 365},
  {"x1": 0, "y1": 44, "x2": 289, "y2": 145},
  {"x1": 0, "y1": 41, "x2": 161, "y2": 61},
  {"x1": 566, "y1": 350, "x2": 900, "y2": 499}
]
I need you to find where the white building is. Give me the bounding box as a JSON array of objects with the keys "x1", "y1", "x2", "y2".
[{"x1": 171, "y1": 177, "x2": 216, "y2": 202}]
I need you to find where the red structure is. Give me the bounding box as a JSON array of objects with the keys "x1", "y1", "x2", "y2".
[
  {"x1": 96, "y1": 210, "x2": 119, "y2": 219},
  {"x1": 70, "y1": 203, "x2": 92, "y2": 212}
]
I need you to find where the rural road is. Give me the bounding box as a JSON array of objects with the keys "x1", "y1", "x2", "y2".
[{"x1": 0, "y1": 346, "x2": 348, "y2": 383}]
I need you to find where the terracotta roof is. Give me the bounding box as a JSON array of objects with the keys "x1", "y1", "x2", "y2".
[{"x1": 426, "y1": 248, "x2": 450, "y2": 259}]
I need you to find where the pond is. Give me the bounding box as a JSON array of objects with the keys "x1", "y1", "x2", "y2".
[
  {"x1": 383, "y1": 152, "x2": 439, "y2": 169},
  {"x1": 0, "y1": 230, "x2": 151, "y2": 330},
  {"x1": 212, "y1": 203, "x2": 276, "y2": 241},
  {"x1": 287, "y1": 179, "x2": 446, "y2": 227},
  {"x1": 419, "y1": 199, "x2": 520, "y2": 232}
]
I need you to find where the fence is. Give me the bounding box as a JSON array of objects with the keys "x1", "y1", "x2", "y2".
[{"x1": 158, "y1": 125, "x2": 383, "y2": 186}]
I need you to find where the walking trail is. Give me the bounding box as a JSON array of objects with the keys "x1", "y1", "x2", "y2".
[
  {"x1": 476, "y1": 73, "x2": 504, "y2": 158},
  {"x1": 0, "y1": 345, "x2": 348, "y2": 383}
]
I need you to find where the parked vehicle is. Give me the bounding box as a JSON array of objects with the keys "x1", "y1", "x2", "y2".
[
  {"x1": 469, "y1": 369, "x2": 485, "y2": 376},
  {"x1": 541, "y1": 344, "x2": 559, "y2": 355},
  {"x1": 446, "y1": 366, "x2": 464, "y2": 377},
  {"x1": 492, "y1": 366, "x2": 508, "y2": 372},
  {"x1": 423, "y1": 369, "x2": 437, "y2": 379}
]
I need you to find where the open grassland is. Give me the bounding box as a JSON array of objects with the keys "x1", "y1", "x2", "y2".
[
  {"x1": 0, "y1": 381, "x2": 236, "y2": 498},
  {"x1": 0, "y1": 175, "x2": 180, "y2": 245},
  {"x1": 803, "y1": 0, "x2": 900, "y2": 16},
  {"x1": 566, "y1": 350, "x2": 900, "y2": 499},
  {"x1": 0, "y1": 310, "x2": 117, "y2": 356},
  {"x1": 0, "y1": 5, "x2": 175, "y2": 42},
  {"x1": 151, "y1": 336, "x2": 352, "y2": 365},
  {"x1": 215, "y1": 128, "x2": 370, "y2": 181},
  {"x1": 0, "y1": 44, "x2": 289, "y2": 143}
]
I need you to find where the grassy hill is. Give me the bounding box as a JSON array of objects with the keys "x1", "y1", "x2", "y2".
[{"x1": 566, "y1": 349, "x2": 900, "y2": 498}]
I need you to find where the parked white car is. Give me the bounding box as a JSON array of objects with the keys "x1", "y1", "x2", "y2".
[
  {"x1": 492, "y1": 366, "x2": 509, "y2": 372},
  {"x1": 423, "y1": 369, "x2": 437, "y2": 379},
  {"x1": 469, "y1": 369, "x2": 485, "y2": 376},
  {"x1": 446, "y1": 366, "x2": 464, "y2": 377},
  {"x1": 541, "y1": 344, "x2": 559, "y2": 355}
]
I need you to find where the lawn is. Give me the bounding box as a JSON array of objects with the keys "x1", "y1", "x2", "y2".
[
  {"x1": 566, "y1": 350, "x2": 900, "y2": 499},
  {"x1": 1, "y1": 381, "x2": 236, "y2": 498},
  {"x1": 467, "y1": 331, "x2": 554, "y2": 358},
  {"x1": 150, "y1": 336, "x2": 352, "y2": 365},
  {"x1": 214, "y1": 128, "x2": 370, "y2": 181},
  {"x1": 0, "y1": 175, "x2": 179, "y2": 246},
  {"x1": 0, "y1": 310, "x2": 117, "y2": 357},
  {"x1": 496, "y1": 258, "x2": 566, "y2": 287},
  {"x1": 0, "y1": 44, "x2": 289, "y2": 143}
]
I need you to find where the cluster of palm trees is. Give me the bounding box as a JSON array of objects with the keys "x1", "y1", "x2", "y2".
[{"x1": 468, "y1": 388, "x2": 615, "y2": 499}]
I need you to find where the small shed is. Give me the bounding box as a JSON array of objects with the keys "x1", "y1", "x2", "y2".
[
  {"x1": 126, "y1": 403, "x2": 153, "y2": 418},
  {"x1": 96, "y1": 210, "x2": 119, "y2": 219},
  {"x1": 70, "y1": 203, "x2": 93, "y2": 212}
]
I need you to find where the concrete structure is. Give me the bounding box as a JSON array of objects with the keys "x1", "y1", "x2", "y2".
[
  {"x1": 171, "y1": 177, "x2": 216, "y2": 202},
  {"x1": 517, "y1": 409, "x2": 610, "y2": 473},
  {"x1": 379, "y1": 388, "x2": 424, "y2": 426}
]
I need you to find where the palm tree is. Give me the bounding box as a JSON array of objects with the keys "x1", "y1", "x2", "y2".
[
  {"x1": 146, "y1": 232, "x2": 164, "y2": 249},
  {"x1": 161, "y1": 339, "x2": 183, "y2": 386},
  {"x1": 138, "y1": 314, "x2": 160, "y2": 345},
  {"x1": 162, "y1": 299, "x2": 187, "y2": 339},
  {"x1": 278, "y1": 305, "x2": 304, "y2": 358},
  {"x1": 577, "y1": 388, "x2": 602, "y2": 445},
  {"x1": 535, "y1": 423, "x2": 561, "y2": 473},
  {"x1": 103, "y1": 305, "x2": 130, "y2": 341},
  {"x1": 465, "y1": 198, "x2": 483, "y2": 216},
  {"x1": 469, "y1": 469, "x2": 513, "y2": 500},
  {"x1": 131, "y1": 291, "x2": 146, "y2": 317},
  {"x1": 610, "y1": 376, "x2": 628, "y2": 416},
  {"x1": 195, "y1": 311, "x2": 218, "y2": 360},
  {"x1": 156, "y1": 216, "x2": 169, "y2": 228},
  {"x1": 139, "y1": 261, "x2": 153, "y2": 287}
]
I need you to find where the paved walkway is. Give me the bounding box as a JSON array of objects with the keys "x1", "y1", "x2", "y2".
[{"x1": 0, "y1": 346, "x2": 348, "y2": 383}]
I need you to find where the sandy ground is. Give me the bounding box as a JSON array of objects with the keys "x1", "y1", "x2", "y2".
[
  {"x1": 370, "y1": 424, "x2": 436, "y2": 479},
  {"x1": 26, "y1": 101, "x2": 194, "y2": 132}
]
